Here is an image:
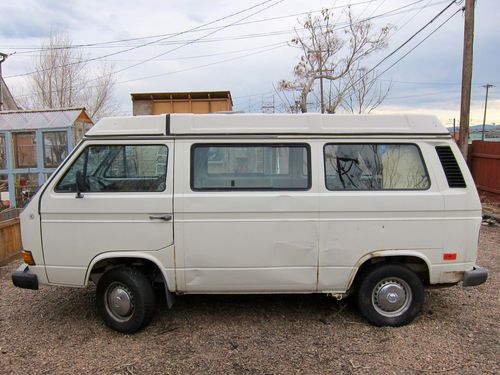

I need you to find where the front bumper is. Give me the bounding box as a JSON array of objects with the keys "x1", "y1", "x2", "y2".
[
  {"x1": 463, "y1": 265, "x2": 488, "y2": 287},
  {"x1": 12, "y1": 263, "x2": 39, "y2": 290}
]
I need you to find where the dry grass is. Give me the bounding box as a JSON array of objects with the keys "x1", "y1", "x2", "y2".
[{"x1": 0, "y1": 227, "x2": 498, "y2": 375}]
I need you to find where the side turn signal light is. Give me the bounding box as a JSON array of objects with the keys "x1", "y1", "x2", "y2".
[{"x1": 21, "y1": 250, "x2": 36, "y2": 265}]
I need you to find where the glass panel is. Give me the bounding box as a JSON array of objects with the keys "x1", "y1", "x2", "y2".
[
  {"x1": 14, "y1": 132, "x2": 37, "y2": 168},
  {"x1": 15, "y1": 173, "x2": 39, "y2": 207},
  {"x1": 43, "y1": 131, "x2": 68, "y2": 168},
  {"x1": 0, "y1": 174, "x2": 8, "y2": 208},
  {"x1": 56, "y1": 144, "x2": 168, "y2": 193},
  {"x1": 192, "y1": 144, "x2": 310, "y2": 190},
  {"x1": 0, "y1": 135, "x2": 6, "y2": 169},
  {"x1": 324, "y1": 144, "x2": 430, "y2": 190}
]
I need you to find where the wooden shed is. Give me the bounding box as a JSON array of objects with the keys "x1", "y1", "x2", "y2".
[{"x1": 131, "y1": 91, "x2": 233, "y2": 115}]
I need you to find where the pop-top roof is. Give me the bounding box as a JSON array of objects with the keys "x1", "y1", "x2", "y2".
[
  {"x1": 0, "y1": 108, "x2": 92, "y2": 131},
  {"x1": 86, "y1": 113, "x2": 448, "y2": 137}
]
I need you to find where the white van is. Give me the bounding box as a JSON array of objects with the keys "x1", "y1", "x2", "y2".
[{"x1": 12, "y1": 114, "x2": 488, "y2": 332}]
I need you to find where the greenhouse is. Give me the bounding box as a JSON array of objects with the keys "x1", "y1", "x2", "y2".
[{"x1": 0, "y1": 108, "x2": 93, "y2": 208}]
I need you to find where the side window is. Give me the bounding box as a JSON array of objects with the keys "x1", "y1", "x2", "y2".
[
  {"x1": 56, "y1": 144, "x2": 168, "y2": 193},
  {"x1": 192, "y1": 144, "x2": 310, "y2": 190},
  {"x1": 324, "y1": 144, "x2": 430, "y2": 191}
]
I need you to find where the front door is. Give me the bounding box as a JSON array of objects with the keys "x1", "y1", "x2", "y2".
[{"x1": 39, "y1": 139, "x2": 174, "y2": 285}]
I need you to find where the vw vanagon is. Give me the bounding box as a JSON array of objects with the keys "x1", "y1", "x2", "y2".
[{"x1": 12, "y1": 114, "x2": 488, "y2": 332}]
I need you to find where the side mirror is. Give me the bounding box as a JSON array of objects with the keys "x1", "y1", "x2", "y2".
[{"x1": 76, "y1": 170, "x2": 85, "y2": 199}]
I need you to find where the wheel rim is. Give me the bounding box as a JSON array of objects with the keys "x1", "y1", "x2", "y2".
[
  {"x1": 105, "y1": 282, "x2": 135, "y2": 322},
  {"x1": 371, "y1": 277, "x2": 412, "y2": 318}
]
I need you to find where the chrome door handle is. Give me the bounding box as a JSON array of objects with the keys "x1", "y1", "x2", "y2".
[{"x1": 149, "y1": 215, "x2": 172, "y2": 221}]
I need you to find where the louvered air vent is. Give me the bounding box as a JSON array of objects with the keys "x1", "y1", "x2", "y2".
[{"x1": 435, "y1": 146, "x2": 466, "y2": 188}]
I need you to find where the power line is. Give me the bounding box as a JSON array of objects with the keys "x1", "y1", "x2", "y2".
[
  {"x1": 9, "y1": 0, "x2": 455, "y2": 101},
  {"x1": 110, "y1": 0, "x2": 286, "y2": 77},
  {"x1": 379, "y1": 78, "x2": 497, "y2": 86},
  {"x1": 337, "y1": 0, "x2": 461, "y2": 96},
  {"x1": 4, "y1": 0, "x2": 279, "y2": 79},
  {"x1": 7, "y1": 0, "x2": 377, "y2": 54},
  {"x1": 14, "y1": 2, "x2": 435, "y2": 57},
  {"x1": 366, "y1": 0, "x2": 460, "y2": 78},
  {"x1": 384, "y1": 88, "x2": 458, "y2": 100},
  {"x1": 13, "y1": 44, "x2": 288, "y2": 99},
  {"x1": 372, "y1": 6, "x2": 463, "y2": 81},
  {"x1": 390, "y1": 0, "x2": 434, "y2": 37},
  {"x1": 6, "y1": 0, "x2": 442, "y2": 69},
  {"x1": 114, "y1": 44, "x2": 288, "y2": 85}
]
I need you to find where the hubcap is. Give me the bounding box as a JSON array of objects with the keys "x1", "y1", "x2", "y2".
[
  {"x1": 105, "y1": 282, "x2": 134, "y2": 321},
  {"x1": 372, "y1": 277, "x2": 412, "y2": 317}
]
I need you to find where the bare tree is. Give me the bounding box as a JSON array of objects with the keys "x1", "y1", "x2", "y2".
[
  {"x1": 340, "y1": 64, "x2": 392, "y2": 114},
  {"x1": 22, "y1": 32, "x2": 119, "y2": 121},
  {"x1": 279, "y1": 7, "x2": 391, "y2": 113}
]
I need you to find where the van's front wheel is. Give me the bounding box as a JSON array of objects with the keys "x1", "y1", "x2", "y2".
[
  {"x1": 96, "y1": 267, "x2": 155, "y2": 333},
  {"x1": 357, "y1": 264, "x2": 423, "y2": 326}
]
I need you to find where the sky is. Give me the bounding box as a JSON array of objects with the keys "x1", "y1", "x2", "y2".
[{"x1": 0, "y1": 0, "x2": 499, "y2": 126}]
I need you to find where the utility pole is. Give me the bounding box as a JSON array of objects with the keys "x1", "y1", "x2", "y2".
[
  {"x1": 453, "y1": 118, "x2": 456, "y2": 139},
  {"x1": 481, "y1": 84, "x2": 494, "y2": 141},
  {"x1": 458, "y1": 0, "x2": 475, "y2": 159},
  {"x1": 0, "y1": 52, "x2": 8, "y2": 111}
]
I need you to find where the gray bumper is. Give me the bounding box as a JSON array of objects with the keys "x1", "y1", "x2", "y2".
[
  {"x1": 463, "y1": 266, "x2": 488, "y2": 287},
  {"x1": 12, "y1": 263, "x2": 39, "y2": 290}
]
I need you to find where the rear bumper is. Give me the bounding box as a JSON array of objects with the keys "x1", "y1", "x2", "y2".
[
  {"x1": 12, "y1": 263, "x2": 39, "y2": 290},
  {"x1": 463, "y1": 266, "x2": 488, "y2": 287}
]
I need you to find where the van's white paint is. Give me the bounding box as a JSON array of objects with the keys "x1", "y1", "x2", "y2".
[
  {"x1": 20, "y1": 114, "x2": 481, "y2": 296},
  {"x1": 39, "y1": 139, "x2": 175, "y2": 285},
  {"x1": 169, "y1": 113, "x2": 445, "y2": 135}
]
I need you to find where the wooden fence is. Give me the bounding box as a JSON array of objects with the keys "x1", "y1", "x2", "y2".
[
  {"x1": 470, "y1": 140, "x2": 500, "y2": 201},
  {"x1": 0, "y1": 209, "x2": 22, "y2": 266}
]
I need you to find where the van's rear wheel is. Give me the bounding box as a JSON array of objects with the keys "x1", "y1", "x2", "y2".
[
  {"x1": 357, "y1": 264, "x2": 423, "y2": 326},
  {"x1": 96, "y1": 267, "x2": 155, "y2": 333}
]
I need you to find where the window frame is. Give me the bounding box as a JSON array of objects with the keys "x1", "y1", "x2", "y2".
[
  {"x1": 323, "y1": 142, "x2": 431, "y2": 192},
  {"x1": 190, "y1": 142, "x2": 312, "y2": 192},
  {"x1": 54, "y1": 143, "x2": 169, "y2": 193}
]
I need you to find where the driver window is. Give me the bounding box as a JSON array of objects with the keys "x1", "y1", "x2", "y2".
[{"x1": 55, "y1": 144, "x2": 168, "y2": 193}]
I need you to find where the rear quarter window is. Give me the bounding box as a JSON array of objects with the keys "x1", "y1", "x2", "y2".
[{"x1": 324, "y1": 143, "x2": 430, "y2": 191}]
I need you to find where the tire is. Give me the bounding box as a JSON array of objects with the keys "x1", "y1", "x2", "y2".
[
  {"x1": 96, "y1": 267, "x2": 155, "y2": 333},
  {"x1": 357, "y1": 263, "x2": 424, "y2": 327}
]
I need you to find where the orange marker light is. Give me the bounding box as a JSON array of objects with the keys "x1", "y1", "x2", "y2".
[
  {"x1": 443, "y1": 253, "x2": 457, "y2": 261},
  {"x1": 21, "y1": 250, "x2": 36, "y2": 265}
]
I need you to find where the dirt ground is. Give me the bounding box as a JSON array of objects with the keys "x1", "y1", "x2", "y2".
[{"x1": 0, "y1": 226, "x2": 498, "y2": 375}]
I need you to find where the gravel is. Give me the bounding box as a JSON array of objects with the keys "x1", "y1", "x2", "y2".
[{"x1": 0, "y1": 226, "x2": 498, "y2": 375}]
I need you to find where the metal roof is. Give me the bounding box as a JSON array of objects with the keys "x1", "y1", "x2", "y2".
[
  {"x1": 0, "y1": 108, "x2": 91, "y2": 131},
  {"x1": 86, "y1": 113, "x2": 449, "y2": 137},
  {"x1": 0, "y1": 78, "x2": 20, "y2": 111},
  {"x1": 130, "y1": 91, "x2": 233, "y2": 104}
]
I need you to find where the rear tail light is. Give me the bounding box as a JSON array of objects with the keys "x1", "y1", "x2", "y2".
[{"x1": 443, "y1": 253, "x2": 457, "y2": 261}]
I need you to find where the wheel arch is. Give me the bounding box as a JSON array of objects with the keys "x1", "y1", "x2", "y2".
[
  {"x1": 85, "y1": 252, "x2": 175, "y2": 308},
  {"x1": 347, "y1": 250, "x2": 431, "y2": 292}
]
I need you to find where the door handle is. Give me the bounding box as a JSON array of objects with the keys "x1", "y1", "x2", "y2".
[{"x1": 149, "y1": 215, "x2": 172, "y2": 221}]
